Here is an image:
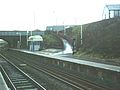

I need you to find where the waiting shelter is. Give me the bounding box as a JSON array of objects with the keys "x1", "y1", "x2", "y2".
[{"x1": 28, "y1": 35, "x2": 43, "y2": 51}]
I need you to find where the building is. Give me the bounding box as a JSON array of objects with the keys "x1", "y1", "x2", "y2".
[
  {"x1": 46, "y1": 25, "x2": 74, "y2": 31},
  {"x1": 28, "y1": 35, "x2": 43, "y2": 51},
  {"x1": 103, "y1": 4, "x2": 120, "y2": 19}
]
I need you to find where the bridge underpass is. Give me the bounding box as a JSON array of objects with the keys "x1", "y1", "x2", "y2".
[{"x1": 0, "y1": 31, "x2": 44, "y2": 49}]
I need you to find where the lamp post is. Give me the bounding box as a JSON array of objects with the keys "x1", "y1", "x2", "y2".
[
  {"x1": 16, "y1": 32, "x2": 21, "y2": 48},
  {"x1": 72, "y1": 38, "x2": 76, "y2": 54},
  {"x1": 26, "y1": 31, "x2": 29, "y2": 48},
  {"x1": 80, "y1": 24, "x2": 83, "y2": 45}
]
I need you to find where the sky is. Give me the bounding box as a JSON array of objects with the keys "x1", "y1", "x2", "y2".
[{"x1": 0, "y1": 0, "x2": 120, "y2": 31}]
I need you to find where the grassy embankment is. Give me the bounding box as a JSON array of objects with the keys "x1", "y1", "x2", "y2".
[
  {"x1": 42, "y1": 32, "x2": 63, "y2": 49},
  {"x1": 71, "y1": 18, "x2": 120, "y2": 62}
]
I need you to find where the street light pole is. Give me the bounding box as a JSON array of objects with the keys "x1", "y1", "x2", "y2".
[
  {"x1": 80, "y1": 24, "x2": 83, "y2": 45},
  {"x1": 16, "y1": 32, "x2": 21, "y2": 48},
  {"x1": 20, "y1": 33, "x2": 21, "y2": 45},
  {"x1": 26, "y1": 31, "x2": 29, "y2": 48},
  {"x1": 63, "y1": 21, "x2": 66, "y2": 36}
]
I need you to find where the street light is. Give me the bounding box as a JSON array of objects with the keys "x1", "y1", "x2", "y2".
[
  {"x1": 72, "y1": 38, "x2": 76, "y2": 54},
  {"x1": 80, "y1": 24, "x2": 83, "y2": 45},
  {"x1": 16, "y1": 32, "x2": 21, "y2": 48},
  {"x1": 26, "y1": 31, "x2": 29, "y2": 48}
]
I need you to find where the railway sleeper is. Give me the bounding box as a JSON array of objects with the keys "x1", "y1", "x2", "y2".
[{"x1": 16, "y1": 85, "x2": 36, "y2": 89}]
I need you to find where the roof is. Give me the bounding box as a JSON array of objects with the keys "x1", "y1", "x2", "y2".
[
  {"x1": 46, "y1": 25, "x2": 65, "y2": 31},
  {"x1": 28, "y1": 35, "x2": 43, "y2": 41},
  {"x1": 0, "y1": 39, "x2": 8, "y2": 44},
  {"x1": 106, "y1": 4, "x2": 120, "y2": 10}
]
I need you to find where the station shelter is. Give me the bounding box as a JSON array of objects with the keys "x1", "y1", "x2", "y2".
[{"x1": 27, "y1": 35, "x2": 43, "y2": 51}]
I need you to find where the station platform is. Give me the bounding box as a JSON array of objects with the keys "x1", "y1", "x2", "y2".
[
  {"x1": 14, "y1": 49, "x2": 120, "y2": 72},
  {"x1": 0, "y1": 71, "x2": 9, "y2": 90}
]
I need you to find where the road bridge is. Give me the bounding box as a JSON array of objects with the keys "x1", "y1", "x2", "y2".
[{"x1": 0, "y1": 31, "x2": 44, "y2": 48}]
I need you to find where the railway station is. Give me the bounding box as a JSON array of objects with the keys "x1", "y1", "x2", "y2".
[
  {"x1": 11, "y1": 49, "x2": 119, "y2": 90},
  {"x1": 0, "y1": 3, "x2": 120, "y2": 90},
  {"x1": 0, "y1": 22, "x2": 120, "y2": 89},
  {"x1": 0, "y1": 23, "x2": 120, "y2": 90}
]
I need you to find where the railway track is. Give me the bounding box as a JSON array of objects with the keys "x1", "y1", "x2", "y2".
[
  {"x1": 1, "y1": 50, "x2": 111, "y2": 90},
  {"x1": 0, "y1": 54, "x2": 46, "y2": 90},
  {"x1": 25, "y1": 60, "x2": 109, "y2": 90}
]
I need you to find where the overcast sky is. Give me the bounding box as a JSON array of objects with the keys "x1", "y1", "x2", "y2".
[{"x1": 0, "y1": 0, "x2": 120, "y2": 31}]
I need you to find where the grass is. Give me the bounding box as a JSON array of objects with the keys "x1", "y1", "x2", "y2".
[{"x1": 65, "y1": 17, "x2": 120, "y2": 64}]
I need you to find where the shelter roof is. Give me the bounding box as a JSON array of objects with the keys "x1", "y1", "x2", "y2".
[
  {"x1": 106, "y1": 4, "x2": 120, "y2": 10},
  {"x1": 0, "y1": 39, "x2": 8, "y2": 44},
  {"x1": 28, "y1": 35, "x2": 43, "y2": 41}
]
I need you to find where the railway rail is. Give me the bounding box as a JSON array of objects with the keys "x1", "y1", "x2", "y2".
[
  {"x1": 0, "y1": 54, "x2": 46, "y2": 90},
  {"x1": 1, "y1": 50, "x2": 111, "y2": 90}
]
